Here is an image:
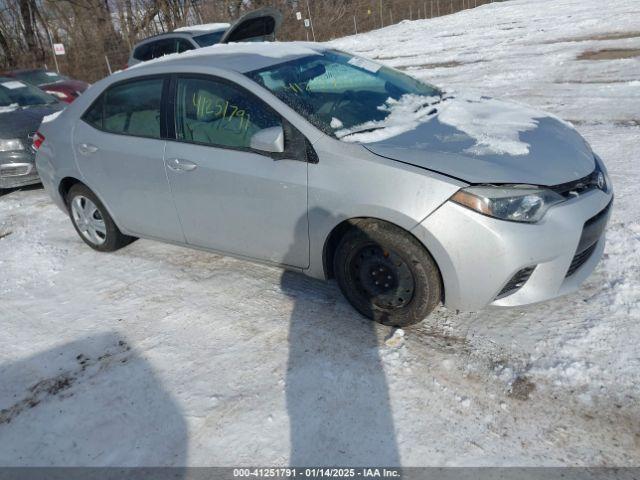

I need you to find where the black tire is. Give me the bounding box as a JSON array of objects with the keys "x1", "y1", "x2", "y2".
[
  {"x1": 333, "y1": 220, "x2": 442, "y2": 327},
  {"x1": 66, "y1": 183, "x2": 135, "y2": 252}
]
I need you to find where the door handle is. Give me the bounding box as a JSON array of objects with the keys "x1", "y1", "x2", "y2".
[
  {"x1": 77, "y1": 143, "x2": 98, "y2": 155},
  {"x1": 167, "y1": 158, "x2": 198, "y2": 172}
]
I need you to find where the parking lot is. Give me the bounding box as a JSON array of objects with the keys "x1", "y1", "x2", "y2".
[{"x1": 1, "y1": 0, "x2": 639, "y2": 467}]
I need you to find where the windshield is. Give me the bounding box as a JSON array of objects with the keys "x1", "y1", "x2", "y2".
[
  {"x1": 245, "y1": 50, "x2": 440, "y2": 139},
  {"x1": 0, "y1": 78, "x2": 58, "y2": 107},
  {"x1": 193, "y1": 30, "x2": 226, "y2": 47},
  {"x1": 13, "y1": 70, "x2": 66, "y2": 86}
]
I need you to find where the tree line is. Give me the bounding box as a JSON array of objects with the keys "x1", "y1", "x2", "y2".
[{"x1": 0, "y1": 0, "x2": 490, "y2": 82}]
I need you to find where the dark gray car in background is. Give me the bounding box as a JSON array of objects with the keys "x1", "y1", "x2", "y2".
[{"x1": 0, "y1": 77, "x2": 62, "y2": 190}]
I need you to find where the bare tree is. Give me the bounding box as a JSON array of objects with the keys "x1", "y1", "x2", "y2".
[{"x1": 0, "y1": 0, "x2": 492, "y2": 80}]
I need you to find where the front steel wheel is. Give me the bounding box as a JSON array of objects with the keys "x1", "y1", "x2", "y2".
[
  {"x1": 333, "y1": 220, "x2": 442, "y2": 327},
  {"x1": 347, "y1": 244, "x2": 416, "y2": 310},
  {"x1": 66, "y1": 183, "x2": 135, "y2": 252}
]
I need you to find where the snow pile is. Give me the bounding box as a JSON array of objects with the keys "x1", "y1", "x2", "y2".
[
  {"x1": 438, "y1": 96, "x2": 542, "y2": 155},
  {"x1": 337, "y1": 92, "x2": 549, "y2": 156},
  {"x1": 1, "y1": 0, "x2": 639, "y2": 468},
  {"x1": 384, "y1": 328, "x2": 405, "y2": 349},
  {"x1": 336, "y1": 94, "x2": 440, "y2": 142}
]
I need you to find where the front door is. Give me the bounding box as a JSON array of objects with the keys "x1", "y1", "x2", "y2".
[
  {"x1": 73, "y1": 76, "x2": 184, "y2": 242},
  {"x1": 164, "y1": 75, "x2": 309, "y2": 268}
]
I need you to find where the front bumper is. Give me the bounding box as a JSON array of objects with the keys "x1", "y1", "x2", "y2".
[
  {"x1": 411, "y1": 188, "x2": 613, "y2": 311},
  {"x1": 0, "y1": 151, "x2": 39, "y2": 189}
]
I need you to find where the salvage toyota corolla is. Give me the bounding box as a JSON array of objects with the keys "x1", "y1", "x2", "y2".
[{"x1": 34, "y1": 42, "x2": 613, "y2": 326}]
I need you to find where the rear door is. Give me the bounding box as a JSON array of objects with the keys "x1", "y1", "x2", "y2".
[
  {"x1": 73, "y1": 75, "x2": 184, "y2": 242},
  {"x1": 163, "y1": 74, "x2": 309, "y2": 267}
]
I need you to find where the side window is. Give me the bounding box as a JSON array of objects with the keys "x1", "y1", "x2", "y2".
[
  {"x1": 99, "y1": 78, "x2": 163, "y2": 138},
  {"x1": 175, "y1": 77, "x2": 281, "y2": 150},
  {"x1": 176, "y1": 39, "x2": 194, "y2": 53},
  {"x1": 151, "y1": 38, "x2": 176, "y2": 59},
  {"x1": 82, "y1": 95, "x2": 103, "y2": 129},
  {"x1": 133, "y1": 43, "x2": 153, "y2": 61}
]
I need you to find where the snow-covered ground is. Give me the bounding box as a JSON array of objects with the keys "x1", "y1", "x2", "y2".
[{"x1": 1, "y1": 0, "x2": 639, "y2": 467}]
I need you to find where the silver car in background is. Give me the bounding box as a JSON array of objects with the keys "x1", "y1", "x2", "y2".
[{"x1": 35, "y1": 43, "x2": 612, "y2": 326}]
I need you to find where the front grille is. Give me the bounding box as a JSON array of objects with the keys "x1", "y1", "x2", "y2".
[
  {"x1": 496, "y1": 265, "x2": 536, "y2": 299},
  {"x1": 550, "y1": 168, "x2": 602, "y2": 199},
  {"x1": 566, "y1": 242, "x2": 597, "y2": 277},
  {"x1": 0, "y1": 164, "x2": 32, "y2": 177}
]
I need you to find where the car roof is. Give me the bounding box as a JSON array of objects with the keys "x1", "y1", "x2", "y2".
[
  {"x1": 127, "y1": 41, "x2": 330, "y2": 74},
  {"x1": 132, "y1": 23, "x2": 230, "y2": 46},
  {"x1": 5, "y1": 69, "x2": 44, "y2": 74},
  {"x1": 173, "y1": 22, "x2": 230, "y2": 34}
]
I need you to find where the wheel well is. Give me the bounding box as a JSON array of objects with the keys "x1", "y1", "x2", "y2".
[
  {"x1": 323, "y1": 217, "x2": 445, "y2": 302},
  {"x1": 323, "y1": 219, "x2": 359, "y2": 279},
  {"x1": 58, "y1": 177, "x2": 84, "y2": 207}
]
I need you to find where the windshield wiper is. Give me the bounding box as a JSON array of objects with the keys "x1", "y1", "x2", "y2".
[{"x1": 339, "y1": 125, "x2": 386, "y2": 139}]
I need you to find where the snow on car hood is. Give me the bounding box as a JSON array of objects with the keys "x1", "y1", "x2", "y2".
[{"x1": 344, "y1": 94, "x2": 596, "y2": 185}]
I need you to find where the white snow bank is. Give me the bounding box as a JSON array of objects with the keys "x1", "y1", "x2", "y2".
[
  {"x1": 41, "y1": 110, "x2": 62, "y2": 124},
  {"x1": 174, "y1": 22, "x2": 229, "y2": 32},
  {"x1": 2, "y1": 0, "x2": 640, "y2": 468}
]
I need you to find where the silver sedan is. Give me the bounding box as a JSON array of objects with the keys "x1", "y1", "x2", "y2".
[{"x1": 34, "y1": 43, "x2": 613, "y2": 326}]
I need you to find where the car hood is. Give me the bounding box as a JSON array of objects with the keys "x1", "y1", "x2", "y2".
[
  {"x1": 0, "y1": 104, "x2": 63, "y2": 139},
  {"x1": 362, "y1": 96, "x2": 595, "y2": 186}
]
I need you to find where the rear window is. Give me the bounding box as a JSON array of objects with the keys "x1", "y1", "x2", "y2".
[
  {"x1": 134, "y1": 38, "x2": 185, "y2": 61},
  {"x1": 193, "y1": 31, "x2": 225, "y2": 47},
  {"x1": 82, "y1": 77, "x2": 164, "y2": 139}
]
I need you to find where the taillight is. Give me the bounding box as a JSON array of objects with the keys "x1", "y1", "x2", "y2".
[{"x1": 32, "y1": 132, "x2": 45, "y2": 150}]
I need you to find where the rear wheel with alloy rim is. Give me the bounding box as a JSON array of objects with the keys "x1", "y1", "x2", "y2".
[
  {"x1": 67, "y1": 183, "x2": 135, "y2": 252},
  {"x1": 333, "y1": 220, "x2": 442, "y2": 327}
]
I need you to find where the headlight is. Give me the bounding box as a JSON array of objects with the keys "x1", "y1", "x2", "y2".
[
  {"x1": 594, "y1": 155, "x2": 611, "y2": 194},
  {"x1": 0, "y1": 138, "x2": 25, "y2": 152},
  {"x1": 451, "y1": 185, "x2": 565, "y2": 223}
]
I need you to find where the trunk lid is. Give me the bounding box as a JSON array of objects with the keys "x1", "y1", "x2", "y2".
[{"x1": 219, "y1": 7, "x2": 283, "y2": 44}]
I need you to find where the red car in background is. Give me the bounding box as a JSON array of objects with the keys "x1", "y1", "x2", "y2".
[{"x1": 2, "y1": 69, "x2": 88, "y2": 103}]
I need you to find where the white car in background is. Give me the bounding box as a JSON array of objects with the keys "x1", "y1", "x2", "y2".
[{"x1": 127, "y1": 8, "x2": 282, "y2": 67}]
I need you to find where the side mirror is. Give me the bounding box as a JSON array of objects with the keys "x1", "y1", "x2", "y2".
[{"x1": 250, "y1": 126, "x2": 284, "y2": 154}]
